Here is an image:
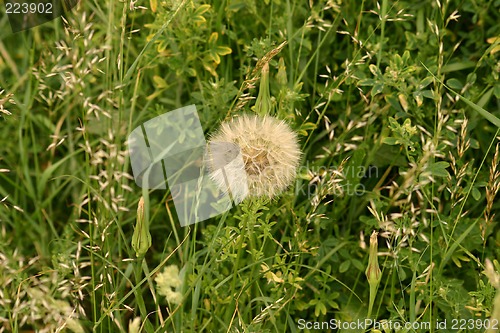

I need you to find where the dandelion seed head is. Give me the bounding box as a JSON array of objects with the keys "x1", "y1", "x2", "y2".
[{"x1": 208, "y1": 114, "x2": 301, "y2": 199}]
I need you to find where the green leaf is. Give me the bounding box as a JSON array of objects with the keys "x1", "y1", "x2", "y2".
[
  {"x1": 328, "y1": 300, "x2": 340, "y2": 309},
  {"x1": 352, "y1": 259, "x2": 365, "y2": 271},
  {"x1": 339, "y1": 260, "x2": 351, "y2": 273},
  {"x1": 194, "y1": 4, "x2": 211, "y2": 15},
  {"x1": 421, "y1": 90, "x2": 435, "y2": 99},
  {"x1": 418, "y1": 76, "x2": 434, "y2": 90},
  {"x1": 371, "y1": 83, "x2": 384, "y2": 96},
  {"x1": 186, "y1": 68, "x2": 197, "y2": 77},
  {"x1": 494, "y1": 84, "x2": 500, "y2": 99},
  {"x1": 466, "y1": 72, "x2": 477, "y2": 86},
  {"x1": 427, "y1": 161, "x2": 450, "y2": 178},
  {"x1": 446, "y1": 78, "x2": 463, "y2": 90},
  {"x1": 216, "y1": 46, "x2": 232, "y2": 56},
  {"x1": 314, "y1": 301, "x2": 327, "y2": 317},
  {"x1": 471, "y1": 187, "x2": 481, "y2": 201},
  {"x1": 358, "y1": 79, "x2": 377, "y2": 86},
  {"x1": 393, "y1": 54, "x2": 403, "y2": 69},
  {"x1": 386, "y1": 95, "x2": 403, "y2": 112},
  {"x1": 208, "y1": 32, "x2": 218, "y2": 44},
  {"x1": 153, "y1": 75, "x2": 168, "y2": 89},
  {"x1": 441, "y1": 60, "x2": 476, "y2": 72},
  {"x1": 192, "y1": 15, "x2": 207, "y2": 24},
  {"x1": 402, "y1": 50, "x2": 410, "y2": 64},
  {"x1": 298, "y1": 122, "x2": 317, "y2": 132},
  {"x1": 300, "y1": 123, "x2": 317, "y2": 131},
  {"x1": 382, "y1": 137, "x2": 399, "y2": 145},
  {"x1": 209, "y1": 50, "x2": 221, "y2": 64}
]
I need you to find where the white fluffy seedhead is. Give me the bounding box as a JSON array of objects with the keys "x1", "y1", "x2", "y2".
[{"x1": 207, "y1": 114, "x2": 301, "y2": 200}]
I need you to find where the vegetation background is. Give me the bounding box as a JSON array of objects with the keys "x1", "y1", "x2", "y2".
[{"x1": 0, "y1": 0, "x2": 500, "y2": 332}]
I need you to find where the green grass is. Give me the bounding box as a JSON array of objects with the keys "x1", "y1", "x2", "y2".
[{"x1": 0, "y1": 0, "x2": 500, "y2": 332}]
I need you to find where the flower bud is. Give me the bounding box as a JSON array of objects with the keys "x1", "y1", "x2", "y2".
[
  {"x1": 366, "y1": 231, "x2": 382, "y2": 285},
  {"x1": 276, "y1": 57, "x2": 288, "y2": 87},
  {"x1": 254, "y1": 62, "x2": 273, "y2": 117},
  {"x1": 132, "y1": 196, "x2": 151, "y2": 257},
  {"x1": 365, "y1": 231, "x2": 382, "y2": 319}
]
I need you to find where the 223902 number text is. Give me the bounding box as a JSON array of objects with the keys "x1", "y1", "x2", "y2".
[{"x1": 5, "y1": 2, "x2": 53, "y2": 14}]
